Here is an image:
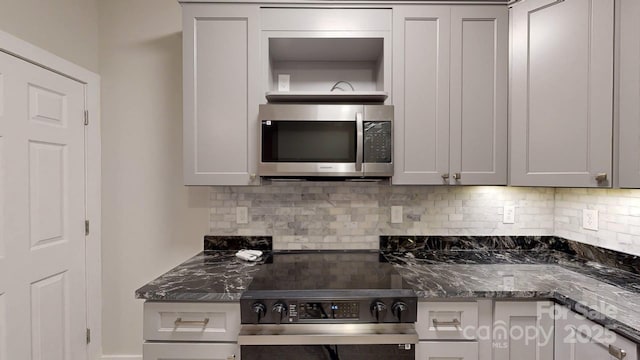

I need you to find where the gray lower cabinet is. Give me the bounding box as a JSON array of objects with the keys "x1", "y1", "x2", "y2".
[
  {"x1": 493, "y1": 301, "x2": 554, "y2": 360},
  {"x1": 617, "y1": 0, "x2": 640, "y2": 188},
  {"x1": 182, "y1": 4, "x2": 260, "y2": 186},
  {"x1": 554, "y1": 305, "x2": 638, "y2": 360},
  {"x1": 144, "y1": 343, "x2": 238, "y2": 360},
  {"x1": 392, "y1": 5, "x2": 507, "y2": 185},
  {"x1": 509, "y1": 0, "x2": 614, "y2": 187},
  {"x1": 415, "y1": 302, "x2": 479, "y2": 360},
  {"x1": 416, "y1": 342, "x2": 479, "y2": 360},
  {"x1": 142, "y1": 301, "x2": 241, "y2": 360}
]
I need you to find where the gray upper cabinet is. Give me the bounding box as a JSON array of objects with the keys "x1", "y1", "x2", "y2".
[
  {"x1": 393, "y1": 6, "x2": 507, "y2": 185},
  {"x1": 618, "y1": 0, "x2": 640, "y2": 188},
  {"x1": 509, "y1": 0, "x2": 614, "y2": 187},
  {"x1": 182, "y1": 4, "x2": 260, "y2": 185},
  {"x1": 450, "y1": 6, "x2": 508, "y2": 186},
  {"x1": 393, "y1": 6, "x2": 450, "y2": 185}
]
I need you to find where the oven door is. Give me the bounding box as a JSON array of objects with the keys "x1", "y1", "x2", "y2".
[{"x1": 238, "y1": 323, "x2": 417, "y2": 360}]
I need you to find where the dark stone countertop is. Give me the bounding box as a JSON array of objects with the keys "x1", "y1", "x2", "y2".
[
  {"x1": 381, "y1": 236, "x2": 640, "y2": 344},
  {"x1": 135, "y1": 250, "x2": 269, "y2": 301},
  {"x1": 135, "y1": 235, "x2": 640, "y2": 343},
  {"x1": 135, "y1": 236, "x2": 273, "y2": 301}
]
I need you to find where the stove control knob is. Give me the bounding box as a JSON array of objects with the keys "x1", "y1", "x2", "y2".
[
  {"x1": 392, "y1": 301, "x2": 408, "y2": 323},
  {"x1": 370, "y1": 301, "x2": 388, "y2": 322},
  {"x1": 272, "y1": 302, "x2": 287, "y2": 325},
  {"x1": 251, "y1": 302, "x2": 266, "y2": 324}
]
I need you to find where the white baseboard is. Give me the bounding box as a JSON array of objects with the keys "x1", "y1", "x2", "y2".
[{"x1": 100, "y1": 355, "x2": 142, "y2": 360}]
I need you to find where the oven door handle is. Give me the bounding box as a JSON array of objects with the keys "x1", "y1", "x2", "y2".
[{"x1": 238, "y1": 323, "x2": 418, "y2": 346}]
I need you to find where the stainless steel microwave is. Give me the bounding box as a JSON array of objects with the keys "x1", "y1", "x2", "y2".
[{"x1": 258, "y1": 104, "x2": 393, "y2": 178}]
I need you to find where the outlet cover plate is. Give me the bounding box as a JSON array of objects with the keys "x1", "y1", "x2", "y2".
[
  {"x1": 278, "y1": 74, "x2": 290, "y2": 92},
  {"x1": 236, "y1": 207, "x2": 249, "y2": 224},
  {"x1": 582, "y1": 209, "x2": 598, "y2": 231},
  {"x1": 391, "y1": 206, "x2": 403, "y2": 224},
  {"x1": 503, "y1": 205, "x2": 515, "y2": 224}
]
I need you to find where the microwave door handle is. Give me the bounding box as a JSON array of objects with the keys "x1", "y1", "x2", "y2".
[{"x1": 356, "y1": 112, "x2": 364, "y2": 173}]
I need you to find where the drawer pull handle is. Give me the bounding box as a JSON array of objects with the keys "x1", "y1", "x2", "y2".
[
  {"x1": 572, "y1": 326, "x2": 626, "y2": 359},
  {"x1": 432, "y1": 318, "x2": 461, "y2": 327},
  {"x1": 174, "y1": 317, "x2": 210, "y2": 327},
  {"x1": 609, "y1": 345, "x2": 627, "y2": 360}
]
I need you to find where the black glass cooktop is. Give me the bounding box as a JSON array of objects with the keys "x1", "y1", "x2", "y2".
[
  {"x1": 243, "y1": 251, "x2": 414, "y2": 296},
  {"x1": 240, "y1": 251, "x2": 417, "y2": 324}
]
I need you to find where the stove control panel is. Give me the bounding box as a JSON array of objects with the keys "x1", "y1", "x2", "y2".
[
  {"x1": 298, "y1": 302, "x2": 359, "y2": 320},
  {"x1": 240, "y1": 297, "x2": 417, "y2": 324}
]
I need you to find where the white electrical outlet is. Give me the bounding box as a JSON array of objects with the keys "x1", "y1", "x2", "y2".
[
  {"x1": 236, "y1": 207, "x2": 249, "y2": 224},
  {"x1": 278, "y1": 74, "x2": 290, "y2": 92},
  {"x1": 503, "y1": 205, "x2": 515, "y2": 224},
  {"x1": 582, "y1": 209, "x2": 598, "y2": 231},
  {"x1": 391, "y1": 206, "x2": 403, "y2": 224},
  {"x1": 502, "y1": 275, "x2": 515, "y2": 290}
]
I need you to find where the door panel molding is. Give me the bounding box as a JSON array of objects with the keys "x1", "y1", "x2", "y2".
[{"x1": 0, "y1": 29, "x2": 101, "y2": 360}]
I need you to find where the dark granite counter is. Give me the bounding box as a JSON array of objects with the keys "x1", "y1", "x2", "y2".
[
  {"x1": 135, "y1": 235, "x2": 640, "y2": 343},
  {"x1": 135, "y1": 236, "x2": 272, "y2": 301},
  {"x1": 381, "y1": 236, "x2": 640, "y2": 343},
  {"x1": 135, "y1": 251, "x2": 269, "y2": 301}
]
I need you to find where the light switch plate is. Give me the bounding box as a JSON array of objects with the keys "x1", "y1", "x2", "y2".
[
  {"x1": 278, "y1": 74, "x2": 290, "y2": 92},
  {"x1": 391, "y1": 206, "x2": 403, "y2": 224},
  {"x1": 503, "y1": 205, "x2": 515, "y2": 224},
  {"x1": 582, "y1": 209, "x2": 598, "y2": 231},
  {"x1": 236, "y1": 207, "x2": 249, "y2": 224}
]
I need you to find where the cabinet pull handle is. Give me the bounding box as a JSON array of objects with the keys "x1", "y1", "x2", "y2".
[
  {"x1": 595, "y1": 173, "x2": 608, "y2": 184},
  {"x1": 432, "y1": 318, "x2": 461, "y2": 327},
  {"x1": 226, "y1": 356, "x2": 236, "y2": 360},
  {"x1": 609, "y1": 345, "x2": 627, "y2": 360},
  {"x1": 571, "y1": 326, "x2": 626, "y2": 359},
  {"x1": 453, "y1": 173, "x2": 461, "y2": 181},
  {"x1": 441, "y1": 173, "x2": 450, "y2": 180},
  {"x1": 174, "y1": 317, "x2": 210, "y2": 327}
]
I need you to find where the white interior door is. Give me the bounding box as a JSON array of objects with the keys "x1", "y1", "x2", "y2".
[{"x1": 0, "y1": 51, "x2": 87, "y2": 359}]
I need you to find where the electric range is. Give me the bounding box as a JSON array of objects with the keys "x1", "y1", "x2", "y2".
[{"x1": 239, "y1": 251, "x2": 417, "y2": 325}]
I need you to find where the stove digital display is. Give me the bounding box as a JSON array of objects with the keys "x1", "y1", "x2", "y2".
[{"x1": 298, "y1": 302, "x2": 359, "y2": 320}]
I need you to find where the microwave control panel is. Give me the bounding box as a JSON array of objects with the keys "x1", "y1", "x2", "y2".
[{"x1": 364, "y1": 121, "x2": 392, "y2": 163}]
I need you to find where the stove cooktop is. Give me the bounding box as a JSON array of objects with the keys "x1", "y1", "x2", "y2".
[{"x1": 240, "y1": 251, "x2": 417, "y2": 324}]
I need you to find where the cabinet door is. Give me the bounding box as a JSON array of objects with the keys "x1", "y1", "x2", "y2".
[
  {"x1": 449, "y1": 6, "x2": 508, "y2": 185},
  {"x1": 493, "y1": 301, "x2": 554, "y2": 360},
  {"x1": 554, "y1": 305, "x2": 638, "y2": 360},
  {"x1": 510, "y1": 0, "x2": 614, "y2": 187},
  {"x1": 392, "y1": 6, "x2": 451, "y2": 185},
  {"x1": 182, "y1": 4, "x2": 260, "y2": 185},
  {"x1": 417, "y1": 341, "x2": 478, "y2": 360},
  {"x1": 144, "y1": 342, "x2": 239, "y2": 360},
  {"x1": 618, "y1": 0, "x2": 640, "y2": 188}
]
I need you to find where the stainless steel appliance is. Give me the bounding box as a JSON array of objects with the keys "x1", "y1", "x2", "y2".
[
  {"x1": 259, "y1": 104, "x2": 393, "y2": 178},
  {"x1": 239, "y1": 252, "x2": 418, "y2": 360}
]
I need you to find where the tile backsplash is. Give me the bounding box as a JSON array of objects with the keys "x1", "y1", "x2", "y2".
[
  {"x1": 555, "y1": 188, "x2": 640, "y2": 256},
  {"x1": 209, "y1": 183, "x2": 555, "y2": 250}
]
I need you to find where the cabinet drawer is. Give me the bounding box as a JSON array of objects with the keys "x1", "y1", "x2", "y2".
[
  {"x1": 416, "y1": 341, "x2": 478, "y2": 360},
  {"x1": 143, "y1": 342, "x2": 239, "y2": 360},
  {"x1": 144, "y1": 302, "x2": 240, "y2": 342},
  {"x1": 416, "y1": 302, "x2": 478, "y2": 340}
]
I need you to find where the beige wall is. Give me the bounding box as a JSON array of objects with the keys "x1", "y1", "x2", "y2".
[
  {"x1": 98, "y1": 0, "x2": 209, "y2": 355},
  {"x1": 0, "y1": 0, "x2": 100, "y2": 72}
]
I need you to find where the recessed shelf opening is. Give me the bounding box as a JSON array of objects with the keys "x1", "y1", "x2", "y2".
[{"x1": 267, "y1": 37, "x2": 386, "y2": 96}]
